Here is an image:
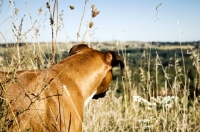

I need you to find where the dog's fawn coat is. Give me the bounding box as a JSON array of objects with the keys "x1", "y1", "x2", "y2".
[{"x1": 0, "y1": 44, "x2": 124, "y2": 131}]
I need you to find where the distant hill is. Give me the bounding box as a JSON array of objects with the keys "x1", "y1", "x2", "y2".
[{"x1": 0, "y1": 41, "x2": 199, "y2": 49}]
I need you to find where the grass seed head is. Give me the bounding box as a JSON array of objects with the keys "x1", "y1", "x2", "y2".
[
  {"x1": 91, "y1": 4, "x2": 95, "y2": 9},
  {"x1": 14, "y1": 8, "x2": 19, "y2": 14},
  {"x1": 92, "y1": 9, "x2": 100, "y2": 18},
  {"x1": 46, "y1": 2, "x2": 50, "y2": 9},
  {"x1": 91, "y1": 5, "x2": 100, "y2": 18},
  {"x1": 38, "y1": 8, "x2": 42, "y2": 14},
  {"x1": 69, "y1": 5, "x2": 75, "y2": 10},
  {"x1": 89, "y1": 22, "x2": 94, "y2": 28}
]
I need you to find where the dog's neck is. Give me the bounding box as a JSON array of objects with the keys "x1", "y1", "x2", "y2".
[
  {"x1": 50, "y1": 53, "x2": 111, "y2": 104},
  {"x1": 84, "y1": 91, "x2": 96, "y2": 107},
  {"x1": 73, "y1": 64, "x2": 109, "y2": 102}
]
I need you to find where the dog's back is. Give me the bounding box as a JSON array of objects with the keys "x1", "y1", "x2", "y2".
[{"x1": 0, "y1": 44, "x2": 124, "y2": 131}]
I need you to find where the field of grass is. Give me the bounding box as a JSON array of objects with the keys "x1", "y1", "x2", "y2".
[
  {"x1": 0, "y1": 41, "x2": 200, "y2": 131},
  {"x1": 1, "y1": 0, "x2": 200, "y2": 131}
]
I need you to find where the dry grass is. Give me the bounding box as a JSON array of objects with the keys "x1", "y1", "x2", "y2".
[
  {"x1": 84, "y1": 89, "x2": 200, "y2": 132},
  {"x1": 1, "y1": 41, "x2": 200, "y2": 131},
  {"x1": 0, "y1": 42, "x2": 200, "y2": 132},
  {"x1": 0, "y1": 1, "x2": 200, "y2": 131}
]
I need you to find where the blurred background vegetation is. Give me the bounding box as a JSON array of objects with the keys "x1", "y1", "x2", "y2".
[{"x1": 0, "y1": 41, "x2": 199, "y2": 101}]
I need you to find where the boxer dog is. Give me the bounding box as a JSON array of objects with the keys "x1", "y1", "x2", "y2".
[{"x1": 0, "y1": 44, "x2": 124, "y2": 132}]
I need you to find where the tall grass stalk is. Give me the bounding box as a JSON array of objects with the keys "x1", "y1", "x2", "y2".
[
  {"x1": 116, "y1": 41, "x2": 129, "y2": 111},
  {"x1": 24, "y1": 0, "x2": 36, "y2": 58},
  {"x1": 177, "y1": 21, "x2": 188, "y2": 131},
  {"x1": 46, "y1": 0, "x2": 58, "y2": 63},
  {"x1": 82, "y1": 17, "x2": 92, "y2": 43},
  {"x1": 77, "y1": 0, "x2": 88, "y2": 43},
  {"x1": 147, "y1": 3, "x2": 162, "y2": 100}
]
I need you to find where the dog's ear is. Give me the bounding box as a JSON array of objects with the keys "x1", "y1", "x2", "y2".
[
  {"x1": 68, "y1": 44, "x2": 89, "y2": 56},
  {"x1": 106, "y1": 51, "x2": 125, "y2": 76}
]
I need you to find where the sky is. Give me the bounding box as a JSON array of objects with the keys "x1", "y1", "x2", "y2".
[{"x1": 0, "y1": 0, "x2": 200, "y2": 43}]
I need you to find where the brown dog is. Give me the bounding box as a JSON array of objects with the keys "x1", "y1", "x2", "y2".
[{"x1": 0, "y1": 44, "x2": 124, "y2": 132}]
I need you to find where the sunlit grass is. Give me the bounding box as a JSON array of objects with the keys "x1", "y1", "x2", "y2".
[{"x1": 0, "y1": 0, "x2": 200, "y2": 131}]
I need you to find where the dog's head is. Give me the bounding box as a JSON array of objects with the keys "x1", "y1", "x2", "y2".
[{"x1": 68, "y1": 44, "x2": 124, "y2": 99}]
